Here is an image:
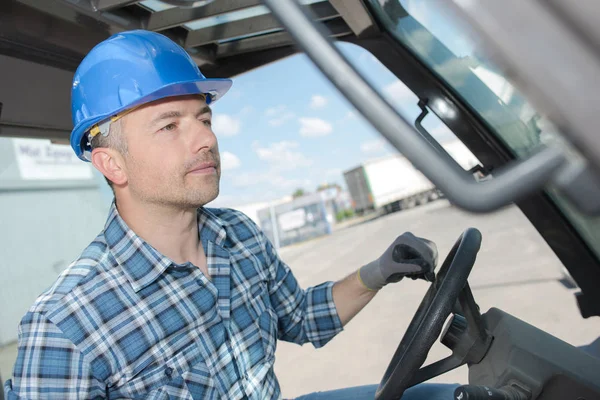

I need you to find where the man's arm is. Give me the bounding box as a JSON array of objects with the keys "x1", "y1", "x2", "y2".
[
  {"x1": 6, "y1": 311, "x2": 105, "y2": 399},
  {"x1": 332, "y1": 271, "x2": 378, "y2": 326},
  {"x1": 227, "y1": 209, "x2": 344, "y2": 348},
  {"x1": 333, "y1": 232, "x2": 438, "y2": 326},
  {"x1": 252, "y1": 227, "x2": 343, "y2": 347},
  {"x1": 264, "y1": 246, "x2": 344, "y2": 348},
  {"x1": 242, "y1": 207, "x2": 437, "y2": 345}
]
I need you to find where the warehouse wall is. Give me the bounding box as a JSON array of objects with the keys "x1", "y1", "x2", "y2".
[{"x1": 0, "y1": 137, "x2": 110, "y2": 345}]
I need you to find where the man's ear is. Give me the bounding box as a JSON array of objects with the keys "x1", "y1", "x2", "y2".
[{"x1": 91, "y1": 148, "x2": 127, "y2": 185}]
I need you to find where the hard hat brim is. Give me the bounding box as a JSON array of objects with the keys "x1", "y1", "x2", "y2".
[{"x1": 71, "y1": 77, "x2": 233, "y2": 162}]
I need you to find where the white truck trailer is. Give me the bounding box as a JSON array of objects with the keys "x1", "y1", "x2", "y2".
[{"x1": 344, "y1": 139, "x2": 480, "y2": 214}]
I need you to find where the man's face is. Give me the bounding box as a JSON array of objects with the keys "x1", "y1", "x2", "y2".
[{"x1": 119, "y1": 95, "x2": 221, "y2": 209}]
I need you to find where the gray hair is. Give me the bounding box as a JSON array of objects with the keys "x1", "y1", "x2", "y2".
[{"x1": 90, "y1": 119, "x2": 127, "y2": 188}]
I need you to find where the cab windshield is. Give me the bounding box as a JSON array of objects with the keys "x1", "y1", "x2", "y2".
[{"x1": 374, "y1": 0, "x2": 600, "y2": 261}]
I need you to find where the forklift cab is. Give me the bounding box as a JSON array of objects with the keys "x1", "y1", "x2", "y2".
[{"x1": 1, "y1": 0, "x2": 600, "y2": 399}]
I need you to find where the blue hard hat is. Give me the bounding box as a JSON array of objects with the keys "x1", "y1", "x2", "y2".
[{"x1": 70, "y1": 29, "x2": 232, "y2": 161}]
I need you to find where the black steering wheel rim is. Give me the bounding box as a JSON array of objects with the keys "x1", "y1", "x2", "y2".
[{"x1": 375, "y1": 227, "x2": 482, "y2": 400}]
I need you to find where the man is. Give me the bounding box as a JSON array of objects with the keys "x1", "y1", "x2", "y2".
[{"x1": 4, "y1": 30, "x2": 456, "y2": 399}]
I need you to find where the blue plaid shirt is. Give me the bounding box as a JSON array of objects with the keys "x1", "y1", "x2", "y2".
[{"x1": 4, "y1": 203, "x2": 343, "y2": 399}]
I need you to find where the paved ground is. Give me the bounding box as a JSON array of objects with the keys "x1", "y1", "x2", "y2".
[
  {"x1": 273, "y1": 200, "x2": 600, "y2": 398},
  {"x1": 2, "y1": 200, "x2": 599, "y2": 398}
]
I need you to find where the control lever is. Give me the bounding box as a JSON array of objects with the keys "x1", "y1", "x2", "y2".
[{"x1": 454, "y1": 385, "x2": 531, "y2": 400}]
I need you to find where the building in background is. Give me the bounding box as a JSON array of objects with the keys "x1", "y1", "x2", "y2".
[
  {"x1": 256, "y1": 186, "x2": 352, "y2": 249},
  {"x1": 226, "y1": 196, "x2": 293, "y2": 228},
  {"x1": 0, "y1": 137, "x2": 109, "y2": 346}
]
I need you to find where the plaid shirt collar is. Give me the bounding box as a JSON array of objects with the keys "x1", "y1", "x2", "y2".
[{"x1": 103, "y1": 201, "x2": 228, "y2": 293}]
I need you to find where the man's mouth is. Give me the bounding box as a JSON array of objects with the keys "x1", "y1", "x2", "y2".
[{"x1": 188, "y1": 161, "x2": 217, "y2": 175}]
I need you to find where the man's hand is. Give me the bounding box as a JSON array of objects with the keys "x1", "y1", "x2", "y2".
[
  {"x1": 358, "y1": 232, "x2": 438, "y2": 291},
  {"x1": 332, "y1": 232, "x2": 438, "y2": 326}
]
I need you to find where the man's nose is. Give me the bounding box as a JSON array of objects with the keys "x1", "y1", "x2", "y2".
[{"x1": 188, "y1": 119, "x2": 217, "y2": 154}]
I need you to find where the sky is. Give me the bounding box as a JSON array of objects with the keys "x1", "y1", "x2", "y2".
[
  {"x1": 205, "y1": 43, "x2": 415, "y2": 208},
  {"x1": 94, "y1": 0, "x2": 485, "y2": 208},
  {"x1": 203, "y1": 26, "x2": 474, "y2": 208}
]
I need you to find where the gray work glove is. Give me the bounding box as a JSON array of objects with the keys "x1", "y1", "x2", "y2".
[{"x1": 358, "y1": 232, "x2": 438, "y2": 291}]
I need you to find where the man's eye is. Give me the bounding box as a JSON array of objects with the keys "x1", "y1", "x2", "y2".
[
  {"x1": 161, "y1": 123, "x2": 177, "y2": 132},
  {"x1": 202, "y1": 119, "x2": 212, "y2": 127}
]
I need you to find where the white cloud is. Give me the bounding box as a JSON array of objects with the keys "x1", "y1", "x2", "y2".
[
  {"x1": 360, "y1": 138, "x2": 388, "y2": 154},
  {"x1": 220, "y1": 151, "x2": 241, "y2": 171},
  {"x1": 309, "y1": 95, "x2": 328, "y2": 109},
  {"x1": 209, "y1": 191, "x2": 282, "y2": 209},
  {"x1": 254, "y1": 141, "x2": 312, "y2": 170},
  {"x1": 231, "y1": 171, "x2": 273, "y2": 187},
  {"x1": 265, "y1": 105, "x2": 286, "y2": 117},
  {"x1": 272, "y1": 176, "x2": 312, "y2": 189},
  {"x1": 383, "y1": 81, "x2": 418, "y2": 105},
  {"x1": 265, "y1": 105, "x2": 295, "y2": 126},
  {"x1": 213, "y1": 114, "x2": 241, "y2": 137},
  {"x1": 325, "y1": 168, "x2": 342, "y2": 178},
  {"x1": 299, "y1": 117, "x2": 333, "y2": 137},
  {"x1": 238, "y1": 105, "x2": 255, "y2": 117},
  {"x1": 337, "y1": 110, "x2": 364, "y2": 125},
  {"x1": 231, "y1": 170, "x2": 311, "y2": 189},
  {"x1": 269, "y1": 112, "x2": 295, "y2": 127}
]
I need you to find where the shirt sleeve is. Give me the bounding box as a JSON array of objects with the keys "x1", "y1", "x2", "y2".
[
  {"x1": 6, "y1": 311, "x2": 106, "y2": 399},
  {"x1": 260, "y1": 232, "x2": 344, "y2": 348}
]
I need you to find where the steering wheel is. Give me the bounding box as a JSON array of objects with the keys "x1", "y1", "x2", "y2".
[{"x1": 375, "y1": 228, "x2": 483, "y2": 400}]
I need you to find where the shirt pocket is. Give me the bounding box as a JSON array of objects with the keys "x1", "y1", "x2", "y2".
[{"x1": 119, "y1": 341, "x2": 205, "y2": 399}]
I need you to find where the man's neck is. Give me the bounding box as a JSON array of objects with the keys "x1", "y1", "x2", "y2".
[{"x1": 115, "y1": 197, "x2": 202, "y2": 265}]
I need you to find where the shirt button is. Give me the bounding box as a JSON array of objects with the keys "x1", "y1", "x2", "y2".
[{"x1": 165, "y1": 367, "x2": 174, "y2": 377}]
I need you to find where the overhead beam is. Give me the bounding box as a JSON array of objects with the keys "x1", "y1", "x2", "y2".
[
  {"x1": 186, "y1": 1, "x2": 339, "y2": 47},
  {"x1": 0, "y1": 122, "x2": 71, "y2": 142},
  {"x1": 200, "y1": 46, "x2": 298, "y2": 78},
  {"x1": 216, "y1": 18, "x2": 350, "y2": 58},
  {"x1": 2, "y1": 0, "x2": 113, "y2": 70},
  {"x1": 160, "y1": 29, "x2": 217, "y2": 64},
  {"x1": 147, "y1": 0, "x2": 262, "y2": 31},
  {"x1": 328, "y1": 0, "x2": 379, "y2": 38},
  {"x1": 16, "y1": 0, "x2": 141, "y2": 33},
  {"x1": 93, "y1": 0, "x2": 141, "y2": 11},
  {"x1": 14, "y1": 0, "x2": 212, "y2": 66}
]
